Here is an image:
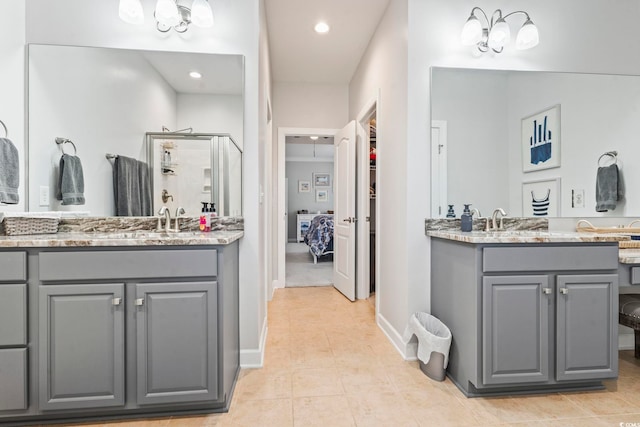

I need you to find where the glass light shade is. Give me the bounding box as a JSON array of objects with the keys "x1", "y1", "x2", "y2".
[
  {"x1": 516, "y1": 19, "x2": 539, "y2": 50},
  {"x1": 460, "y1": 15, "x2": 483, "y2": 46},
  {"x1": 155, "y1": 0, "x2": 180, "y2": 27},
  {"x1": 488, "y1": 18, "x2": 511, "y2": 50},
  {"x1": 119, "y1": 0, "x2": 144, "y2": 25},
  {"x1": 191, "y1": 0, "x2": 214, "y2": 28}
]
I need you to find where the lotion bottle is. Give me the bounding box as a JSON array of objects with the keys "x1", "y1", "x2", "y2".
[
  {"x1": 461, "y1": 204, "x2": 473, "y2": 232},
  {"x1": 200, "y1": 202, "x2": 210, "y2": 232}
]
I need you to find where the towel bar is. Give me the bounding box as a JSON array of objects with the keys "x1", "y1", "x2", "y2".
[
  {"x1": 55, "y1": 137, "x2": 77, "y2": 155},
  {"x1": 598, "y1": 151, "x2": 617, "y2": 167}
]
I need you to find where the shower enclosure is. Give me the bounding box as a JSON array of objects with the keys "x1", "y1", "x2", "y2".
[{"x1": 146, "y1": 133, "x2": 242, "y2": 216}]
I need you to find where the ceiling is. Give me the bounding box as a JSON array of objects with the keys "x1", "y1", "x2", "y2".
[{"x1": 265, "y1": 0, "x2": 392, "y2": 84}]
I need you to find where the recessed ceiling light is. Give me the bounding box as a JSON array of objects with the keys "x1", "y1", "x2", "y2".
[
  {"x1": 314, "y1": 22, "x2": 330, "y2": 34},
  {"x1": 310, "y1": 136, "x2": 319, "y2": 140},
  {"x1": 189, "y1": 71, "x2": 202, "y2": 79}
]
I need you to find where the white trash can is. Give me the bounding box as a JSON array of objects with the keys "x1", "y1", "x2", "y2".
[{"x1": 403, "y1": 312, "x2": 452, "y2": 381}]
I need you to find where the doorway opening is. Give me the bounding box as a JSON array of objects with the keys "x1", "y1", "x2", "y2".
[{"x1": 284, "y1": 134, "x2": 335, "y2": 288}]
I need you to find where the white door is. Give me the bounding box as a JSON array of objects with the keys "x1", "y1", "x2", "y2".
[
  {"x1": 333, "y1": 121, "x2": 357, "y2": 301},
  {"x1": 430, "y1": 120, "x2": 447, "y2": 218}
]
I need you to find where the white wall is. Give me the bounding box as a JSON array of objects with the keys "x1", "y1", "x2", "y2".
[
  {"x1": 431, "y1": 68, "x2": 509, "y2": 217},
  {"x1": 407, "y1": 0, "x2": 640, "y2": 355},
  {"x1": 286, "y1": 160, "x2": 334, "y2": 238},
  {"x1": 24, "y1": 0, "x2": 263, "y2": 366},
  {"x1": 177, "y1": 94, "x2": 244, "y2": 149},
  {"x1": 28, "y1": 45, "x2": 176, "y2": 215},
  {"x1": 0, "y1": 0, "x2": 25, "y2": 212},
  {"x1": 273, "y1": 82, "x2": 349, "y2": 129},
  {"x1": 349, "y1": 0, "x2": 409, "y2": 343}
]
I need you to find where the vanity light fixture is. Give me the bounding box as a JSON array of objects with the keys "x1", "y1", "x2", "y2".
[
  {"x1": 118, "y1": 0, "x2": 214, "y2": 33},
  {"x1": 310, "y1": 136, "x2": 319, "y2": 140},
  {"x1": 461, "y1": 7, "x2": 539, "y2": 54},
  {"x1": 189, "y1": 71, "x2": 202, "y2": 79},
  {"x1": 314, "y1": 22, "x2": 330, "y2": 34}
]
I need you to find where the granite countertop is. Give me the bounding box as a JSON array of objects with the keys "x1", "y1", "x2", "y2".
[
  {"x1": 619, "y1": 249, "x2": 640, "y2": 264},
  {"x1": 0, "y1": 230, "x2": 244, "y2": 248},
  {"x1": 427, "y1": 229, "x2": 627, "y2": 244}
]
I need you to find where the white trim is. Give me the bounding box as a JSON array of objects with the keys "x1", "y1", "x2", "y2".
[
  {"x1": 276, "y1": 127, "x2": 339, "y2": 291},
  {"x1": 619, "y1": 331, "x2": 634, "y2": 351},
  {"x1": 240, "y1": 319, "x2": 268, "y2": 368},
  {"x1": 377, "y1": 312, "x2": 417, "y2": 360}
]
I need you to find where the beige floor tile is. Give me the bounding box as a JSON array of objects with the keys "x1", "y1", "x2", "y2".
[
  {"x1": 347, "y1": 390, "x2": 418, "y2": 426},
  {"x1": 234, "y1": 368, "x2": 292, "y2": 400},
  {"x1": 293, "y1": 396, "x2": 356, "y2": 427},
  {"x1": 338, "y1": 365, "x2": 392, "y2": 394},
  {"x1": 229, "y1": 398, "x2": 293, "y2": 427},
  {"x1": 563, "y1": 390, "x2": 640, "y2": 416},
  {"x1": 102, "y1": 419, "x2": 171, "y2": 427},
  {"x1": 263, "y1": 347, "x2": 293, "y2": 370},
  {"x1": 290, "y1": 347, "x2": 336, "y2": 369},
  {"x1": 292, "y1": 367, "x2": 344, "y2": 397},
  {"x1": 167, "y1": 413, "x2": 231, "y2": 426}
]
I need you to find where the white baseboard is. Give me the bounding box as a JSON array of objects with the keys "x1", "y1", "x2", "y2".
[
  {"x1": 620, "y1": 332, "x2": 635, "y2": 351},
  {"x1": 240, "y1": 320, "x2": 267, "y2": 368},
  {"x1": 376, "y1": 312, "x2": 417, "y2": 361}
]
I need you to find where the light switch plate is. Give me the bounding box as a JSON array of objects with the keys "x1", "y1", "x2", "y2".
[
  {"x1": 39, "y1": 186, "x2": 49, "y2": 206},
  {"x1": 572, "y1": 189, "x2": 585, "y2": 208}
]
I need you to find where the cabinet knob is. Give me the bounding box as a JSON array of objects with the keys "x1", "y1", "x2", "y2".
[
  {"x1": 542, "y1": 288, "x2": 552, "y2": 295},
  {"x1": 134, "y1": 298, "x2": 144, "y2": 306},
  {"x1": 560, "y1": 288, "x2": 569, "y2": 295},
  {"x1": 112, "y1": 297, "x2": 122, "y2": 306}
]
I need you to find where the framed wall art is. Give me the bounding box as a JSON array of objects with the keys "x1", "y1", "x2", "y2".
[
  {"x1": 522, "y1": 105, "x2": 561, "y2": 172},
  {"x1": 298, "y1": 180, "x2": 310, "y2": 193},
  {"x1": 522, "y1": 178, "x2": 561, "y2": 217},
  {"x1": 313, "y1": 172, "x2": 331, "y2": 187},
  {"x1": 316, "y1": 189, "x2": 329, "y2": 202}
]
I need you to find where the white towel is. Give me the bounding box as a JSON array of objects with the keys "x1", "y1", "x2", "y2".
[{"x1": 0, "y1": 137, "x2": 19, "y2": 204}]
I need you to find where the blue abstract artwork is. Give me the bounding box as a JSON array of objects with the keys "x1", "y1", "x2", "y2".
[{"x1": 522, "y1": 105, "x2": 561, "y2": 172}]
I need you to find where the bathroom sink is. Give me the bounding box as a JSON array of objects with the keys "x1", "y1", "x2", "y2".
[{"x1": 87, "y1": 231, "x2": 203, "y2": 239}]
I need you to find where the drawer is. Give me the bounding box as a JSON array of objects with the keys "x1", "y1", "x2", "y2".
[
  {"x1": 39, "y1": 249, "x2": 217, "y2": 281},
  {"x1": 0, "y1": 251, "x2": 26, "y2": 282},
  {"x1": 483, "y1": 245, "x2": 618, "y2": 273},
  {"x1": 0, "y1": 284, "x2": 27, "y2": 346},
  {"x1": 0, "y1": 348, "x2": 28, "y2": 411},
  {"x1": 632, "y1": 267, "x2": 640, "y2": 285}
]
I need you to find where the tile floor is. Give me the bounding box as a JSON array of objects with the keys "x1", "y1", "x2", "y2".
[{"x1": 48, "y1": 286, "x2": 640, "y2": 426}]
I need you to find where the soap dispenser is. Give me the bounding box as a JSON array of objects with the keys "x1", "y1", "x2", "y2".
[
  {"x1": 200, "y1": 202, "x2": 210, "y2": 232},
  {"x1": 446, "y1": 205, "x2": 456, "y2": 218},
  {"x1": 461, "y1": 204, "x2": 473, "y2": 232}
]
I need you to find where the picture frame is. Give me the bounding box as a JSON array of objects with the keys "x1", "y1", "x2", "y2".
[
  {"x1": 316, "y1": 189, "x2": 329, "y2": 202},
  {"x1": 313, "y1": 172, "x2": 331, "y2": 187},
  {"x1": 522, "y1": 178, "x2": 561, "y2": 217},
  {"x1": 522, "y1": 105, "x2": 561, "y2": 173},
  {"x1": 298, "y1": 180, "x2": 310, "y2": 193}
]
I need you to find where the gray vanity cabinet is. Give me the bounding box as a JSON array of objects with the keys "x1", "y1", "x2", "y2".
[
  {"x1": 482, "y1": 275, "x2": 550, "y2": 385},
  {"x1": 38, "y1": 284, "x2": 126, "y2": 410},
  {"x1": 135, "y1": 282, "x2": 218, "y2": 405}
]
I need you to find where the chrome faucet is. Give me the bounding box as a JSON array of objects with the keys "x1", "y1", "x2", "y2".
[
  {"x1": 471, "y1": 208, "x2": 491, "y2": 231},
  {"x1": 157, "y1": 206, "x2": 172, "y2": 232},
  {"x1": 173, "y1": 207, "x2": 186, "y2": 232},
  {"x1": 491, "y1": 208, "x2": 507, "y2": 230}
]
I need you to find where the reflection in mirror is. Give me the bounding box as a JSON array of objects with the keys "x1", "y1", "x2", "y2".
[
  {"x1": 146, "y1": 133, "x2": 242, "y2": 216},
  {"x1": 431, "y1": 67, "x2": 640, "y2": 218},
  {"x1": 28, "y1": 44, "x2": 243, "y2": 216}
]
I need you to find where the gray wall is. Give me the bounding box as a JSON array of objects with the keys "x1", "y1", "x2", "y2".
[{"x1": 286, "y1": 161, "x2": 334, "y2": 240}]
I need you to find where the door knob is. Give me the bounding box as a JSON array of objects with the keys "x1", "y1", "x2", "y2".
[
  {"x1": 343, "y1": 218, "x2": 353, "y2": 223},
  {"x1": 559, "y1": 288, "x2": 569, "y2": 295}
]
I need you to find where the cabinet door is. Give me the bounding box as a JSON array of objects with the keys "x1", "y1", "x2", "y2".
[
  {"x1": 136, "y1": 282, "x2": 218, "y2": 405},
  {"x1": 556, "y1": 274, "x2": 618, "y2": 381},
  {"x1": 482, "y1": 275, "x2": 550, "y2": 385},
  {"x1": 39, "y1": 284, "x2": 125, "y2": 410}
]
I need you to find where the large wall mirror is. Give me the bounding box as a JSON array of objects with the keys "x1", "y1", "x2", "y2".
[
  {"x1": 28, "y1": 44, "x2": 244, "y2": 217},
  {"x1": 431, "y1": 67, "x2": 640, "y2": 219}
]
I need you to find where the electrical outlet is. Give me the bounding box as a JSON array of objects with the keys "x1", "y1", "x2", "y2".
[
  {"x1": 572, "y1": 189, "x2": 585, "y2": 208},
  {"x1": 39, "y1": 186, "x2": 49, "y2": 206}
]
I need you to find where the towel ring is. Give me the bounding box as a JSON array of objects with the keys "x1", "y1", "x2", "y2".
[
  {"x1": 55, "y1": 137, "x2": 77, "y2": 155},
  {"x1": 0, "y1": 120, "x2": 7, "y2": 138},
  {"x1": 598, "y1": 151, "x2": 617, "y2": 167}
]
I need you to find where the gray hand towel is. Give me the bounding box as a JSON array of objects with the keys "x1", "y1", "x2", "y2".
[
  {"x1": 114, "y1": 156, "x2": 151, "y2": 216},
  {"x1": 56, "y1": 154, "x2": 85, "y2": 205},
  {"x1": 0, "y1": 137, "x2": 19, "y2": 204},
  {"x1": 595, "y1": 164, "x2": 621, "y2": 212}
]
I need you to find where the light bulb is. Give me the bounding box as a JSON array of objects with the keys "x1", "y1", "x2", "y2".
[
  {"x1": 189, "y1": 71, "x2": 202, "y2": 79},
  {"x1": 488, "y1": 18, "x2": 511, "y2": 50},
  {"x1": 119, "y1": 0, "x2": 144, "y2": 25},
  {"x1": 314, "y1": 22, "x2": 330, "y2": 34},
  {"x1": 516, "y1": 19, "x2": 539, "y2": 50},
  {"x1": 191, "y1": 0, "x2": 214, "y2": 28},
  {"x1": 460, "y1": 15, "x2": 483, "y2": 46},
  {"x1": 155, "y1": 0, "x2": 180, "y2": 27}
]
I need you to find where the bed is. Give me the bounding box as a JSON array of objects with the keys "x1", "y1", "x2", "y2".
[{"x1": 303, "y1": 215, "x2": 334, "y2": 264}]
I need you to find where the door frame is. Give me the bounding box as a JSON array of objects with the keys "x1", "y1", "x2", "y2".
[
  {"x1": 355, "y1": 93, "x2": 379, "y2": 306},
  {"x1": 430, "y1": 120, "x2": 447, "y2": 218},
  {"x1": 275, "y1": 127, "x2": 339, "y2": 292}
]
